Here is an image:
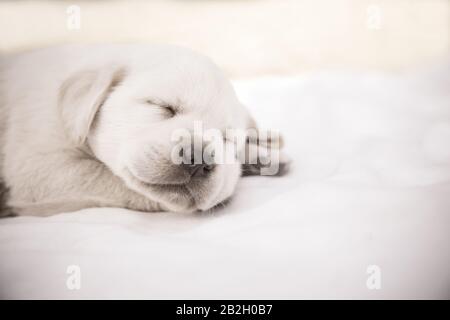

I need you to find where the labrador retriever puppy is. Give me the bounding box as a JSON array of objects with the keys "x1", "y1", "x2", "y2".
[{"x1": 0, "y1": 44, "x2": 287, "y2": 216}]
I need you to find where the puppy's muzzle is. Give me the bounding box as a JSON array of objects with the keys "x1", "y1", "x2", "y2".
[
  {"x1": 181, "y1": 147, "x2": 216, "y2": 178},
  {"x1": 182, "y1": 163, "x2": 215, "y2": 178}
]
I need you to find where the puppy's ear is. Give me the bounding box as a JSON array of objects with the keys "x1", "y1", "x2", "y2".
[
  {"x1": 58, "y1": 66, "x2": 126, "y2": 145},
  {"x1": 241, "y1": 114, "x2": 290, "y2": 176}
]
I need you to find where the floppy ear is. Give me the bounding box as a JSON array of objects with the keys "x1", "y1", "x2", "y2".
[
  {"x1": 58, "y1": 66, "x2": 126, "y2": 146},
  {"x1": 241, "y1": 113, "x2": 290, "y2": 176}
]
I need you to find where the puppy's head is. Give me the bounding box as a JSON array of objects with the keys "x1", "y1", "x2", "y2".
[{"x1": 59, "y1": 46, "x2": 253, "y2": 212}]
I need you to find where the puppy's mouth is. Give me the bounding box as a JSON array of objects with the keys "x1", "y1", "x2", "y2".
[
  {"x1": 123, "y1": 167, "x2": 199, "y2": 211},
  {"x1": 125, "y1": 165, "x2": 200, "y2": 188}
]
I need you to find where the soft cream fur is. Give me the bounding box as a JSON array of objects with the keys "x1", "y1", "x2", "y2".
[{"x1": 0, "y1": 44, "x2": 286, "y2": 216}]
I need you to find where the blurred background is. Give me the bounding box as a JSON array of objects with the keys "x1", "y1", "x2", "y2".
[{"x1": 0, "y1": 0, "x2": 448, "y2": 79}]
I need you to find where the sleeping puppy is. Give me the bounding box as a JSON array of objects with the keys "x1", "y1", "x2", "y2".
[{"x1": 0, "y1": 45, "x2": 288, "y2": 216}]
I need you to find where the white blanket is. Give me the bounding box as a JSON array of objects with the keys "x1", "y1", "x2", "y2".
[{"x1": 1, "y1": 68, "x2": 449, "y2": 299}]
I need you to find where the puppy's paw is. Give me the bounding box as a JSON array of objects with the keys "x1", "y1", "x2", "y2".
[
  {"x1": 241, "y1": 128, "x2": 291, "y2": 177},
  {"x1": 242, "y1": 151, "x2": 291, "y2": 176}
]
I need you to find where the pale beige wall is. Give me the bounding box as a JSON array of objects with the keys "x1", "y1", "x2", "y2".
[{"x1": 0, "y1": 0, "x2": 448, "y2": 78}]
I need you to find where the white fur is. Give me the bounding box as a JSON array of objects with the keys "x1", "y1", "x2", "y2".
[{"x1": 0, "y1": 44, "x2": 283, "y2": 216}]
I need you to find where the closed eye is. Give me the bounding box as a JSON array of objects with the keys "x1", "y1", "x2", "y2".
[
  {"x1": 145, "y1": 99, "x2": 177, "y2": 118},
  {"x1": 164, "y1": 105, "x2": 176, "y2": 117}
]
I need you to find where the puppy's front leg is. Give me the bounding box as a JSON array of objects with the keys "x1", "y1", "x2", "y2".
[{"x1": 5, "y1": 151, "x2": 159, "y2": 216}]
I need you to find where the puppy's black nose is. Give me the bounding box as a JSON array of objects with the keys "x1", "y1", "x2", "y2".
[
  {"x1": 179, "y1": 144, "x2": 215, "y2": 178},
  {"x1": 183, "y1": 163, "x2": 215, "y2": 178}
]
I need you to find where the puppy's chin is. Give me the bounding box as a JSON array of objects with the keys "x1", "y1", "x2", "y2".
[
  {"x1": 121, "y1": 163, "x2": 241, "y2": 213},
  {"x1": 185, "y1": 162, "x2": 241, "y2": 212}
]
